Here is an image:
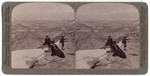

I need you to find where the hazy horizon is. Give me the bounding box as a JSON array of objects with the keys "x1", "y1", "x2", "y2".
[
  {"x1": 12, "y1": 3, "x2": 75, "y2": 22},
  {"x1": 12, "y1": 3, "x2": 139, "y2": 22},
  {"x1": 76, "y1": 3, "x2": 139, "y2": 21}
]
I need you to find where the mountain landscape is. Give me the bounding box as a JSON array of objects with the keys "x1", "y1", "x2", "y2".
[
  {"x1": 11, "y1": 3, "x2": 140, "y2": 69},
  {"x1": 75, "y1": 20, "x2": 139, "y2": 50},
  {"x1": 87, "y1": 32, "x2": 140, "y2": 69},
  {"x1": 11, "y1": 19, "x2": 76, "y2": 69},
  {"x1": 12, "y1": 19, "x2": 76, "y2": 51},
  {"x1": 12, "y1": 19, "x2": 139, "y2": 69}
]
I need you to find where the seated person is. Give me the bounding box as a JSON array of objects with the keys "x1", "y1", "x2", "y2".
[
  {"x1": 50, "y1": 41, "x2": 65, "y2": 58},
  {"x1": 111, "y1": 41, "x2": 126, "y2": 59}
]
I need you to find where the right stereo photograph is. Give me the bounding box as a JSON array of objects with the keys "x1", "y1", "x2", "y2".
[{"x1": 75, "y1": 3, "x2": 140, "y2": 69}]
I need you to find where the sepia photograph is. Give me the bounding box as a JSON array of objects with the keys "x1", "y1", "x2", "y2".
[
  {"x1": 75, "y1": 3, "x2": 140, "y2": 69},
  {"x1": 11, "y1": 3, "x2": 76, "y2": 69},
  {"x1": 11, "y1": 2, "x2": 140, "y2": 70}
]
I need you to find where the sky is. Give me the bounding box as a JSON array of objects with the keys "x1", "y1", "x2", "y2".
[
  {"x1": 12, "y1": 3, "x2": 139, "y2": 22},
  {"x1": 76, "y1": 3, "x2": 139, "y2": 21},
  {"x1": 12, "y1": 3, "x2": 75, "y2": 21}
]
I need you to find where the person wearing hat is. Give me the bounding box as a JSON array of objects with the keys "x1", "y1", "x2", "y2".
[
  {"x1": 60, "y1": 35, "x2": 65, "y2": 50},
  {"x1": 105, "y1": 36, "x2": 113, "y2": 47},
  {"x1": 122, "y1": 35, "x2": 127, "y2": 51},
  {"x1": 42, "y1": 35, "x2": 51, "y2": 50}
]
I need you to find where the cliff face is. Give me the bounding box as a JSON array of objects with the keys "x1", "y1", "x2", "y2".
[
  {"x1": 12, "y1": 19, "x2": 139, "y2": 51},
  {"x1": 11, "y1": 20, "x2": 76, "y2": 51},
  {"x1": 11, "y1": 19, "x2": 139, "y2": 69},
  {"x1": 87, "y1": 32, "x2": 140, "y2": 69},
  {"x1": 75, "y1": 20, "x2": 139, "y2": 50},
  {"x1": 11, "y1": 20, "x2": 76, "y2": 69},
  {"x1": 74, "y1": 20, "x2": 140, "y2": 69}
]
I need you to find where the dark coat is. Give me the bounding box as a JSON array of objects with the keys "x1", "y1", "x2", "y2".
[
  {"x1": 122, "y1": 37, "x2": 126, "y2": 44},
  {"x1": 60, "y1": 37, "x2": 65, "y2": 46},
  {"x1": 105, "y1": 38, "x2": 113, "y2": 46},
  {"x1": 50, "y1": 44, "x2": 65, "y2": 58},
  {"x1": 43, "y1": 37, "x2": 51, "y2": 46},
  {"x1": 122, "y1": 37, "x2": 127, "y2": 47},
  {"x1": 111, "y1": 44, "x2": 126, "y2": 58}
]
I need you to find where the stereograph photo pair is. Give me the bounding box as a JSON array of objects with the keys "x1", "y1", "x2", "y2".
[{"x1": 2, "y1": 2, "x2": 148, "y2": 74}]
